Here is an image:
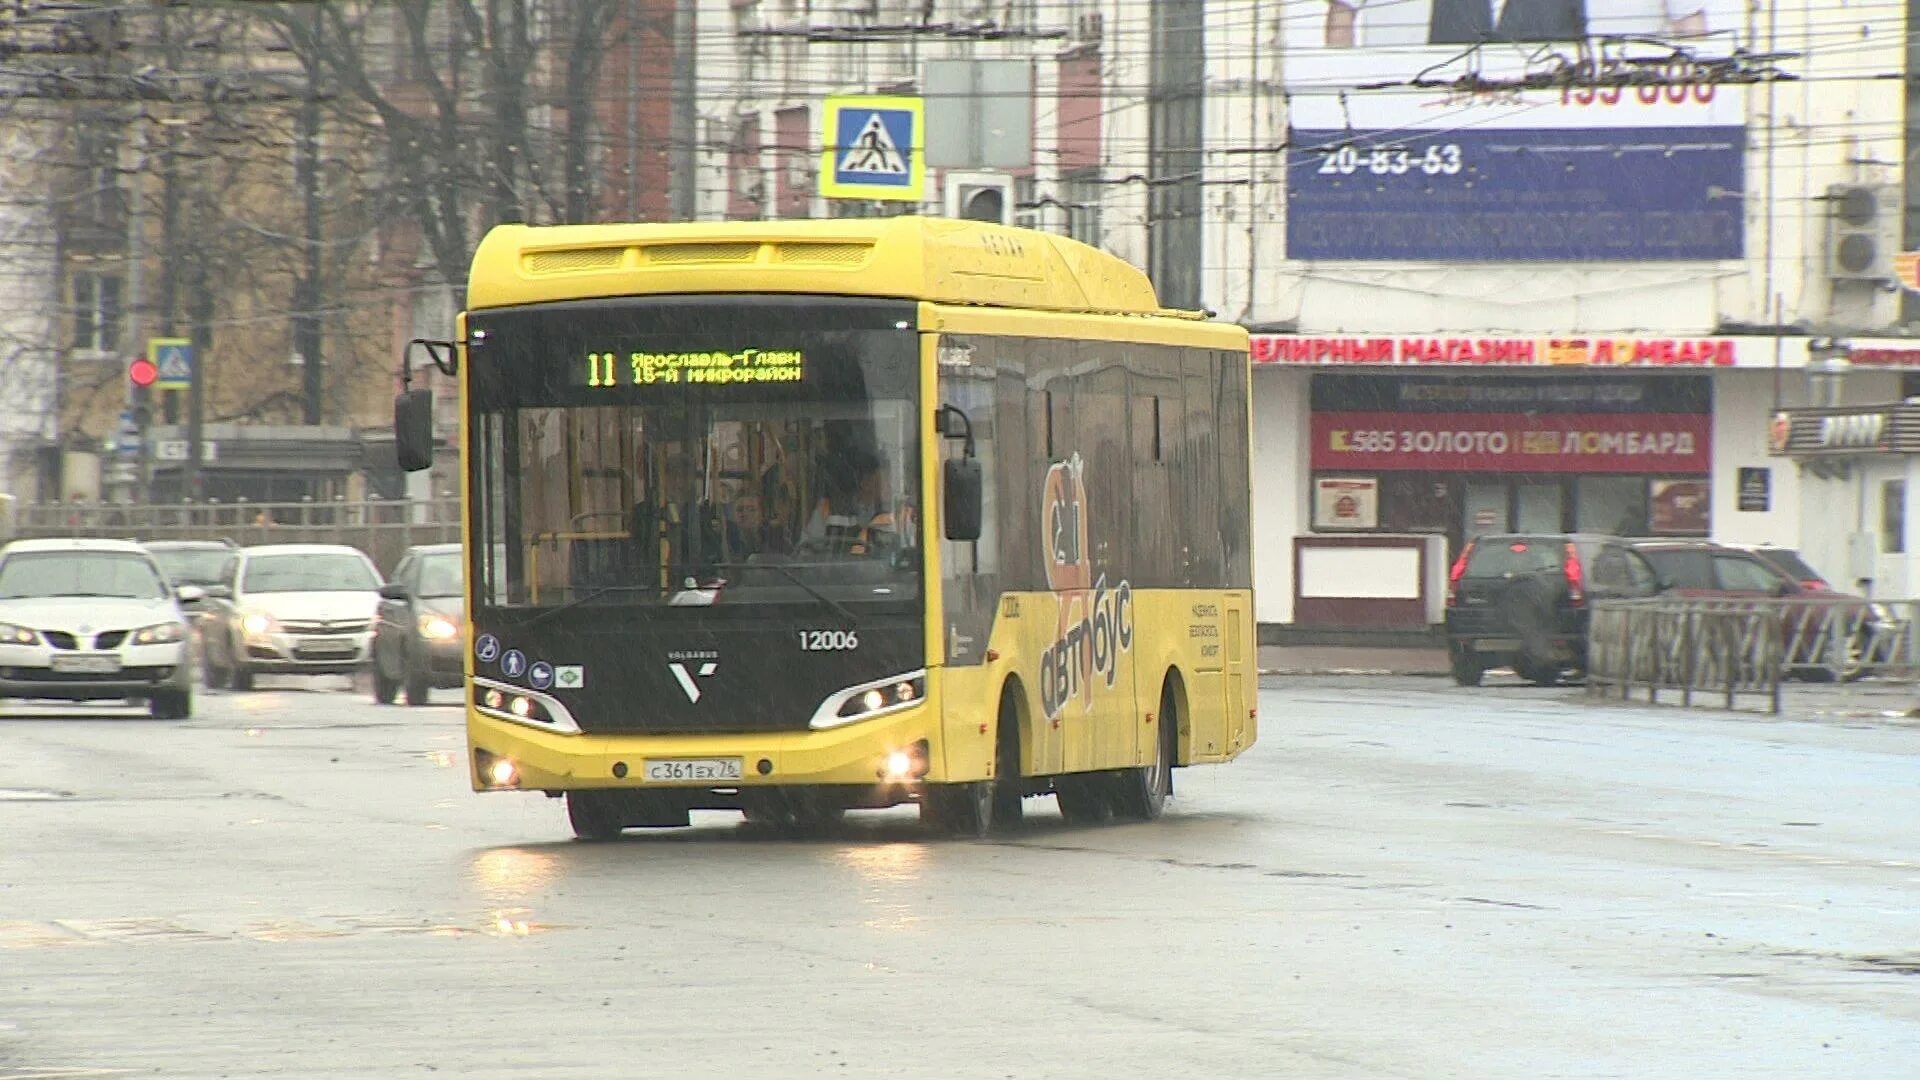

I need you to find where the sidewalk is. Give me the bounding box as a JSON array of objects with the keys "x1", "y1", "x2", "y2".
[{"x1": 1258, "y1": 644, "x2": 1451, "y2": 677}]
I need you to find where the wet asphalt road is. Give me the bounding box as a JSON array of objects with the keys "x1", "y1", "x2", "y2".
[{"x1": 1, "y1": 675, "x2": 1916, "y2": 1079}]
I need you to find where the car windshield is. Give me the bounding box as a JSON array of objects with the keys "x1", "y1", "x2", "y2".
[
  {"x1": 416, "y1": 553, "x2": 463, "y2": 598},
  {"x1": 243, "y1": 553, "x2": 379, "y2": 594},
  {"x1": 1757, "y1": 549, "x2": 1825, "y2": 583},
  {"x1": 0, "y1": 551, "x2": 169, "y2": 600},
  {"x1": 149, "y1": 547, "x2": 230, "y2": 586}
]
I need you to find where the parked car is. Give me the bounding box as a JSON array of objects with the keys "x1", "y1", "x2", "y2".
[
  {"x1": 199, "y1": 543, "x2": 384, "y2": 690},
  {"x1": 1628, "y1": 540, "x2": 1877, "y2": 681},
  {"x1": 0, "y1": 538, "x2": 198, "y2": 718},
  {"x1": 371, "y1": 542, "x2": 465, "y2": 706},
  {"x1": 1738, "y1": 545, "x2": 1836, "y2": 592},
  {"x1": 1445, "y1": 533, "x2": 1665, "y2": 687}
]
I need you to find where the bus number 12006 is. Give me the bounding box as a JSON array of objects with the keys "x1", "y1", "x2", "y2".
[{"x1": 799, "y1": 630, "x2": 860, "y2": 651}]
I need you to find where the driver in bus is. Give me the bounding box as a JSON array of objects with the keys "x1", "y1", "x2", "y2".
[{"x1": 802, "y1": 452, "x2": 895, "y2": 556}]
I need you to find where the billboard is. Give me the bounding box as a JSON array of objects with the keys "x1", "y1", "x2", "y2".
[
  {"x1": 1310, "y1": 411, "x2": 1712, "y2": 473},
  {"x1": 1282, "y1": 1, "x2": 1750, "y2": 261}
]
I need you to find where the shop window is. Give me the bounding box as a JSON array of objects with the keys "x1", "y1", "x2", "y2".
[
  {"x1": 1884, "y1": 479, "x2": 1906, "y2": 554},
  {"x1": 1575, "y1": 476, "x2": 1648, "y2": 536}
]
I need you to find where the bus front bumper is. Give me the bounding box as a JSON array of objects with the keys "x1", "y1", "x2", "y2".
[{"x1": 467, "y1": 706, "x2": 944, "y2": 794}]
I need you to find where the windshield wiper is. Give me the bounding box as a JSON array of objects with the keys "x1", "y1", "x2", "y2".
[
  {"x1": 705, "y1": 562, "x2": 860, "y2": 627},
  {"x1": 523, "y1": 584, "x2": 660, "y2": 628}
]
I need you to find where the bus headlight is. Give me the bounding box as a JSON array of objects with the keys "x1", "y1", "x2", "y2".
[
  {"x1": 814, "y1": 672, "x2": 926, "y2": 729},
  {"x1": 418, "y1": 614, "x2": 460, "y2": 641}
]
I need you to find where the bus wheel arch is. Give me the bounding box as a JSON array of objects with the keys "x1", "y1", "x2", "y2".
[{"x1": 1161, "y1": 666, "x2": 1190, "y2": 767}]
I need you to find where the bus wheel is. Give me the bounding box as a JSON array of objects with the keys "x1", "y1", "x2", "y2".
[
  {"x1": 922, "y1": 780, "x2": 994, "y2": 838},
  {"x1": 565, "y1": 791, "x2": 626, "y2": 841},
  {"x1": 1111, "y1": 684, "x2": 1176, "y2": 821},
  {"x1": 924, "y1": 693, "x2": 1023, "y2": 837}
]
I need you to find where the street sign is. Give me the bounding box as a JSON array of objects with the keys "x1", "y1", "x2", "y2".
[
  {"x1": 154, "y1": 440, "x2": 216, "y2": 463},
  {"x1": 820, "y1": 96, "x2": 924, "y2": 202},
  {"x1": 149, "y1": 337, "x2": 193, "y2": 391},
  {"x1": 1896, "y1": 252, "x2": 1920, "y2": 292},
  {"x1": 923, "y1": 60, "x2": 1034, "y2": 169}
]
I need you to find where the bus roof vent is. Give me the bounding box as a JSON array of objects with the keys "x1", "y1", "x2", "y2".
[
  {"x1": 524, "y1": 247, "x2": 625, "y2": 275},
  {"x1": 774, "y1": 241, "x2": 873, "y2": 266},
  {"x1": 641, "y1": 242, "x2": 761, "y2": 265}
]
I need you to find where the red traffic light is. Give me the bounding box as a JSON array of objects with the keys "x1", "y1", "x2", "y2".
[{"x1": 128, "y1": 357, "x2": 158, "y2": 387}]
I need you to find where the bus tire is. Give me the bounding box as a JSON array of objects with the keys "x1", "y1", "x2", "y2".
[
  {"x1": 565, "y1": 791, "x2": 626, "y2": 841},
  {"x1": 923, "y1": 690, "x2": 1023, "y2": 838},
  {"x1": 1111, "y1": 682, "x2": 1177, "y2": 821}
]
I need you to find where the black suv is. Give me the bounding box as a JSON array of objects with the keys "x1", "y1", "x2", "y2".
[{"x1": 1445, "y1": 533, "x2": 1665, "y2": 687}]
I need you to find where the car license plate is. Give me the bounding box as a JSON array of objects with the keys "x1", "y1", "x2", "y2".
[
  {"x1": 50, "y1": 654, "x2": 122, "y2": 674},
  {"x1": 300, "y1": 637, "x2": 357, "y2": 655},
  {"x1": 644, "y1": 758, "x2": 743, "y2": 782}
]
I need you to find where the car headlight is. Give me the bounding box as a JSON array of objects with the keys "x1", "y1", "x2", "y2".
[
  {"x1": 0, "y1": 621, "x2": 37, "y2": 645},
  {"x1": 241, "y1": 611, "x2": 277, "y2": 637},
  {"x1": 418, "y1": 614, "x2": 460, "y2": 641},
  {"x1": 132, "y1": 621, "x2": 186, "y2": 645}
]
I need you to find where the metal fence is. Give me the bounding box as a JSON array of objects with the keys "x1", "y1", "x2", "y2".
[
  {"x1": 3, "y1": 499, "x2": 461, "y2": 573},
  {"x1": 1587, "y1": 597, "x2": 1920, "y2": 714}
]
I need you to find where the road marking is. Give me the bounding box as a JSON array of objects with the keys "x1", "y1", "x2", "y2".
[{"x1": 0, "y1": 912, "x2": 567, "y2": 949}]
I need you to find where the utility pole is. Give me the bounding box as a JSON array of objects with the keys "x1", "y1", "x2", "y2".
[
  {"x1": 182, "y1": 189, "x2": 210, "y2": 504},
  {"x1": 293, "y1": 39, "x2": 324, "y2": 425},
  {"x1": 125, "y1": 115, "x2": 152, "y2": 503},
  {"x1": 669, "y1": 0, "x2": 697, "y2": 220}
]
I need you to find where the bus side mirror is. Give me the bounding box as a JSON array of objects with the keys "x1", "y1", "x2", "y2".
[
  {"x1": 395, "y1": 389, "x2": 435, "y2": 472},
  {"x1": 943, "y1": 458, "x2": 982, "y2": 541}
]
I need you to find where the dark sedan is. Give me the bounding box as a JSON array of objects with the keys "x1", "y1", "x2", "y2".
[{"x1": 370, "y1": 543, "x2": 464, "y2": 706}]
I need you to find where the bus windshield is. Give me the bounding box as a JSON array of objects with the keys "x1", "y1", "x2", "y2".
[{"x1": 468, "y1": 301, "x2": 921, "y2": 611}]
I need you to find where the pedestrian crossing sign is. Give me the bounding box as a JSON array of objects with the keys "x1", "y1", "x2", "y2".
[
  {"x1": 820, "y1": 96, "x2": 924, "y2": 202},
  {"x1": 149, "y1": 337, "x2": 193, "y2": 391}
]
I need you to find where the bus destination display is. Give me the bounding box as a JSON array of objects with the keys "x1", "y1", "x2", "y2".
[{"x1": 579, "y1": 348, "x2": 805, "y2": 388}]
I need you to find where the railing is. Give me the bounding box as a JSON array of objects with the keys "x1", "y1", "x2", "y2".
[
  {"x1": 4, "y1": 499, "x2": 461, "y2": 573},
  {"x1": 1587, "y1": 597, "x2": 1920, "y2": 714}
]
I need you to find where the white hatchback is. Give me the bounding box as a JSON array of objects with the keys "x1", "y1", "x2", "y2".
[
  {"x1": 0, "y1": 538, "x2": 199, "y2": 718},
  {"x1": 200, "y1": 544, "x2": 384, "y2": 691}
]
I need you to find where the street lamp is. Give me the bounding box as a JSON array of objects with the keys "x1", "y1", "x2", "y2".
[{"x1": 1808, "y1": 336, "x2": 1853, "y2": 407}]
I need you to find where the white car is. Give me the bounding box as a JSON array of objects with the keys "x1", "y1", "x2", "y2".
[
  {"x1": 0, "y1": 537, "x2": 199, "y2": 718},
  {"x1": 200, "y1": 543, "x2": 384, "y2": 690}
]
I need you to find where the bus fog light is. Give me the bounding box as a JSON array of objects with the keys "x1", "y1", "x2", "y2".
[
  {"x1": 487, "y1": 758, "x2": 519, "y2": 787},
  {"x1": 884, "y1": 750, "x2": 913, "y2": 779}
]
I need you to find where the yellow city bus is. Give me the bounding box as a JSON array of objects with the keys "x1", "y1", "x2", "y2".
[{"x1": 393, "y1": 216, "x2": 1255, "y2": 840}]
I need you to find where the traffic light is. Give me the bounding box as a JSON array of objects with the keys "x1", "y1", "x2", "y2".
[
  {"x1": 944, "y1": 172, "x2": 1014, "y2": 225},
  {"x1": 127, "y1": 357, "x2": 155, "y2": 425}
]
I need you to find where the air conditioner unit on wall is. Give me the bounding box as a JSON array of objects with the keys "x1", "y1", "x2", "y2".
[
  {"x1": 1826, "y1": 183, "x2": 1900, "y2": 282},
  {"x1": 1075, "y1": 11, "x2": 1104, "y2": 41}
]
